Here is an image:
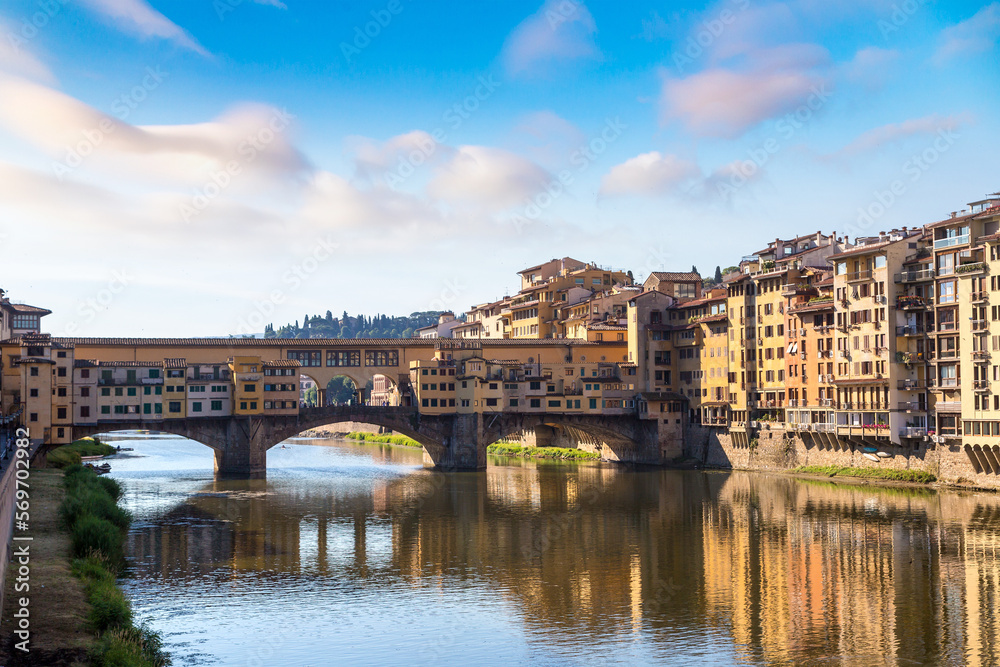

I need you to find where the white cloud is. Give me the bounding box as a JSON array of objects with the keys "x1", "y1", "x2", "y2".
[
  {"x1": 428, "y1": 145, "x2": 552, "y2": 211},
  {"x1": 0, "y1": 75, "x2": 308, "y2": 185},
  {"x1": 0, "y1": 19, "x2": 54, "y2": 82},
  {"x1": 934, "y1": 2, "x2": 1000, "y2": 63},
  {"x1": 77, "y1": 0, "x2": 209, "y2": 56},
  {"x1": 501, "y1": 0, "x2": 599, "y2": 76},
  {"x1": 841, "y1": 46, "x2": 899, "y2": 90},
  {"x1": 347, "y1": 130, "x2": 450, "y2": 182},
  {"x1": 509, "y1": 110, "x2": 586, "y2": 168},
  {"x1": 599, "y1": 151, "x2": 700, "y2": 197},
  {"x1": 661, "y1": 64, "x2": 827, "y2": 139},
  {"x1": 831, "y1": 113, "x2": 972, "y2": 158}
]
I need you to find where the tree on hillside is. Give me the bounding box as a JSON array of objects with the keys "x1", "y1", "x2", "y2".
[
  {"x1": 714, "y1": 266, "x2": 723, "y2": 283},
  {"x1": 691, "y1": 265, "x2": 699, "y2": 275}
]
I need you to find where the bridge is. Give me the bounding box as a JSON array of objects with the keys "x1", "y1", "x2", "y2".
[{"x1": 68, "y1": 405, "x2": 670, "y2": 476}]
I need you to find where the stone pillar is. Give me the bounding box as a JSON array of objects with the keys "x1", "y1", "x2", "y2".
[
  {"x1": 422, "y1": 413, "x2": 487, "y2": 471},
  {"x1": 213, "y1": 417, "x2": 267, "y2": 478}
]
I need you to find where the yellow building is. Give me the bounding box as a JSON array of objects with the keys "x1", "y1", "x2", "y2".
[{"x1": 230, "y1": 356, "x2": 264, "y2": 415}]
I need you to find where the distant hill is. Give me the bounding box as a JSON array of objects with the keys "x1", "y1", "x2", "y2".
[{"x1": 264, "y1": 311, "x2": 444, "y2": 339}]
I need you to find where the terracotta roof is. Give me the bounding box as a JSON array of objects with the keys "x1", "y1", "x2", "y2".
[
  {"x1": 827, "y1": 231, "x2": 922, "y2": 260},
  {"x1": 163, "y1": 358, "x2": 186, "y2": 368},
  {"x1": 646, "y1": 271, "x2": 701, "y2": 282},
  {"x1": 790, "y1": 300, "x2": 835, "y2": 314},
  {"x1": 263, "y1": 359, "x2": 302, "y2": 368},
  {"x1": 587, "y1": 323, "x2": 627, "y2": 331},
  {"x1": 694, "y1": 314, "x2": 728, "y2": 324},
  {"x1": 97, "y1": 361, "x2": 163, "y2": 368},
  {"x1": 3, "y1": 303, "x2": 51, "y2": 315},
  {"x1": 487, "y1": 359, "x2": 522, "y2": 366}
]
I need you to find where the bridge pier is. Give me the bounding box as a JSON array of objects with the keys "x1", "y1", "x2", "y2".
[
  {"x1": 213, "y1": 417, "x2": 268, "y2": 478},
  {"x1": 421, "y1": 413, "x2": 487, "y2": 471}
]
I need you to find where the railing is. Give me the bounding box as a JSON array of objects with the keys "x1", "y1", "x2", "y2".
[
  {"x1": 937, "y1": 322, "x2": 957, "y2": 332},
  {"x1": 972, "y1": 291, "x2": 989, "y2": 302},
  {"x1": 974, "y1": 380, "x2": 989, "y2": 391},
  {"x1": 973, "y1": 350, "x2": 990, "y2": 362},
  {"x1": 899, "y1": 426, "x2": 927, "y2": 438},
  {"x1": 894, "y1": 269, "x2": 935, "y2": 283},
  {"x1": 971, "y1": 319, "x2": 988, "y2": 331},
  {"x1": 846, "y1": 269, "x2": 872, "y2": 282},
  {"x1": 898, "y1": 401, "x2": 927, "y2": 411},
  {"x1": 896, "y1": 296, "x2": 929, "y2": 309},
  {"x1": 896, "y1": 325, "x2": 926, "y2": 336},
  {"x1": 938, "y1": 377, "x2": 958, "y2": 388},
  {"x1": 934, "y1": 234, "x2": 970, "y2": 250},
  {"x1": 957, "y1": 261, "x2": 986, "y2": 275},
  {"x1": 820, "y1": 398, "x2": 834, "y2": 407},
  {"x1": 814, "y1": 423, "x2": 836, "y2": 433},
  {"x1": 898, "y1": 379, "x2": 930, "y2": 389}
]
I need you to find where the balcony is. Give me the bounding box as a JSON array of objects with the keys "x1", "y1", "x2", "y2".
[
  {"x1": 973, "y1": 350, "x2": 991, "y2": 363},
  {"x1": 898, "y1": 401, "x2": 927, "y2": 412},
  {"x1": 972, "y1": 291, "x2": 989, "y2": 304},
  {"x1": 938, "y1": 377, "x2": 959, "y2": 388},
  {"x1": 956, "y1": 261, "x2": 986, "y2": 275},
  {"x1": 896, "y1": 295, "x2": 930, "y2": 310},
  {"x1": 899, "y1": 426, "x2": 927, "y2": 438},
  {"x1": 819, "y1": 398, "x2": 834, "y2": 407},
  {"x1": 974, "y1": 380, "x2": 990, "y2": 392},
  {"x1": 937, "y1": 321, "x2": 957, "y2": 332},
  {"x1": 934, "y1": 234, "x2": 970, "y2": 250},
  {"x1": 971, "y1": 319, "x2": 989, "y2": 332},
  {"x1": 846, "y1": 269, "x2": 872, "y2": 283},
  {"x1": 896, "y1": 325, "x2": 926, "y2": 336},
  {"x1": 898, "y1": 378, "x2": 930, "y2": 390},
  {"x1": 894, "y1": 269, "x2": 935, "y2": 283},
  {"x1": 814, "y1": 423, "x2": 837, "y2": 433}
]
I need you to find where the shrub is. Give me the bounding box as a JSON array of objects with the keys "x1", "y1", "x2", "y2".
[
  {"x1": 72, "y1": 556, "x2": 116, "y2": 584},
  {"x1": 71, "y1": 515, "x2": 124, "y2": 564},
  {"x1": 97, "y1": 476, "x2": 125, "y2": 502},
  {"x1": 87, "y1": 579, "x2": 133, "y2": 632},
  {"x1": 92, "y1": 624, "x2": 169, "y2": 667},
  {"x1": 61, "y1": 487, "x2": 131, "y2": 531},
  {"x1": 49, "y1": 447, "x2": 83, "y2": 468}
]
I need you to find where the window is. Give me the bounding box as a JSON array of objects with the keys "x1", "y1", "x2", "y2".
[
  {"x1": 56, "y1": 407, "x2": 66, "y2": 419},
  {"x1": 365, "y1": 350, "x2": 399, "y2": 367},
  {"x1": 211, "y1": 400, "x2": 222, "y2": 411},
  {"x1": 530, "y1": 398, "x2": 541, "y2": 408},
  {"x1": 287, "y1": 350, "x2": 322, "y2": 367},
  {"x1": 28, "y1": 388, "x2": 37, "y2": 398},
  {"x1": 169, "y1": 402, "x2": 182, "y2": 413},
  {"x1": 327, "y1": 350, "x2": 361, "y2": 367},
  {"x1": 244, "y1": 384, "x2": 256, "y2": 392},
  {"x1": 149, "y1": 369, "x2": 160, "y2": 379},
  {"x1": 101, "y1": 406, "x2": 110, "y2": 415},
  {"x1": 192, "y1": 402, "x2": 202, "y2": 412},
  {"x1": 101, "y1": 388, "x2": 110, "y2": 397},
  {"x1": 115, "y1": 388, "x2": 123, "y2": 396},
  {"x1": 80, "y1": 406, "x2": 90, "y2": 418},
  {"x1": 29, "y1": 367, "x2": 38, "y2": 377},
  {"x1": 127, "y1": 387, "x2": 137, "y2": 396}
]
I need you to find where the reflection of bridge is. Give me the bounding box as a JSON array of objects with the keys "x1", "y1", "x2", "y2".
[{"x1": 73, "y1": 404, "x2": 669, "y2": 476}]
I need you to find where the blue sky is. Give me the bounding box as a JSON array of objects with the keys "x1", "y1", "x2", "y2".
[{"x1": 0, "y1": 0, "x2": 997, "y2": 336}]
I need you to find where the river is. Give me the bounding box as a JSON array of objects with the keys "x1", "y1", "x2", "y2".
[{"x1": 103, "y1": 433, "x2": 1000, "y2": 666}]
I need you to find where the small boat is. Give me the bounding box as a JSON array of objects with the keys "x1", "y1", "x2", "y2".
[
  {"x1": 84, "y1": 462, "x2": 112, "y2": 474},
  {"x1": 80, "y1": 455, "x2": 106, "y2": 461},
  {"x1": 863, "y1": 453, "x2": 880, "y2": 462},
  {"x1": 876, "y1": 451, "x2": 892, "y2": 458},
  {"x1": 862, "y1": 446, "x2": 878, "y2": 453},
  {"x1": 114, "y1": 447, "x2": 134, "y2": 452}
]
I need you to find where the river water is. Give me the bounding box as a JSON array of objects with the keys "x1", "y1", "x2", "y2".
[{"x1": 104, "y1": 433, "x2": 1000, "y2": 666}]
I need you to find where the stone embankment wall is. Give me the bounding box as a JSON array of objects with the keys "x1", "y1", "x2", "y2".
[{"x1": 686, "y1": 424, "x2": 994, "y2": 488}]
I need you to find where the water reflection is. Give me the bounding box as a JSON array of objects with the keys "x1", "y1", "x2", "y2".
[{"x1": 113, "y1": 436, "x2": 1000, "y2": 666}]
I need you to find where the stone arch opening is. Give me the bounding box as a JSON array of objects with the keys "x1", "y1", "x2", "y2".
[
  {"x1": 325, "y1": 374, "x2": 360, "y2": 407},
  {"x1": 487, "y1": 416, "x2": 642, "y2": 462}
]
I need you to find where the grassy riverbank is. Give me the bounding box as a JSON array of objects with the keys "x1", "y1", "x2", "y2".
[
  {"x1": 792, "y1": 465, "x2": 937, "y2": 484},
  {"x1": 47, "y1": 438, "x2": 116, "y2": 468},
  {"x1": 60, "y1": 465, "x2": 169, "y2": 666},
  {"x1": 0, "y1": 469, "x2": 93, "y2": 666},
  {"x1": 344, "y1": 431, "x2": 423, "y2": 448},
  {"x1": 486, "y1": 442, "x2": 601, "y2": 461},
  {"x1": 344, "y1": 432, "x2": 601, "y2": 461}
]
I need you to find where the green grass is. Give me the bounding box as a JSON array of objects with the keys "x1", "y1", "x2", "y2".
[
  {"x1": 487, "y1": 442, "x2": 601, "y2": 461},
  {"x1": 61, "y1": 467, "x2": 171, "y2": 666},
  {"x1": 793, "y1": 465, "x2": 937, "y2": 484},
  {"x1": 344, "y1": 431, "x2": 423, "y2": 448},
  {"x1": 49, "y1": 437, "x2": 116, "y2": 468}
]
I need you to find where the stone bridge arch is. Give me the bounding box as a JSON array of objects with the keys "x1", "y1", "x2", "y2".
[{"x1": 485, "y1": 413, "x2": 664, "y2": 464}]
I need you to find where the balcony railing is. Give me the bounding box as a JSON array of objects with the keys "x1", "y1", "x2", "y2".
[
  {"x1": 899, "y1": 426, "x2": 927, "y2": 438},
  {"x1": 894, "y1": 269, "x2": 935, "y2": 283},
  {"x1": 814, "y1": 423, "x2": 837, "y2": 433},
  {"x1": 938, "y1": 377, "x2": 958, "y2": 388},
  {"x1": 957, "y1": 261, "x2": 986, "y2": 275},
  {"x1": 938, "y1": 322, "x2": 957, "y2": 332},
  {"x1": 974, "y1": 380, "x2": 990, "y2": 391},
  {"x1": 846, "y1": 269, "x2": 872, "y2": 282},
  {"x1": 972, "y1": 291, "x2": 989, "y2": 303},
  {"x1": 971, "y1": 319, "x2": 989, "y2": 331},
  {"x1": 896, "y1": 295, "x2": 930, "y2": 310},
  {"x1": 898, "y1": 379, "x2": 930, "y2": 390},
  {"x1": 973, "y1": 350, "x2": 990, "y2": 362},
  {"x1": 898, "y1": 401, "x2": 927, "y2": 411},
  {"x1": 896, "y1": 325, "x2": 926, "y2": 336},
  {"x1": 934, "y1": 234, "x2": 970, "y2": 250}
]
